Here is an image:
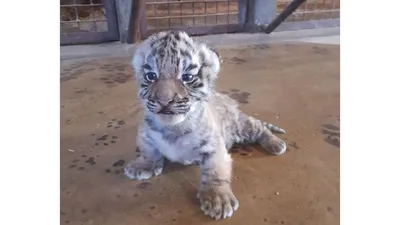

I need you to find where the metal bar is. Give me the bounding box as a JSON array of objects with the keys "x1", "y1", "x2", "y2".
[
  {"x1": 276, "y1": 0, "x2": 288, "y2": 15},
  {"x1": 216, "y1": 0, "x2": 219, "y2": 24},
  {"x1": 282, "y1": 0, "x2": 289, "y2": 12},
  {"x1": 147, "y1": 9, "x2": 239, "y2": 18},
  {"x1": 330, "y1": 0, "x2": 336, "y2": 19},
  {"x1": 292, "y1": 3, "x2": 297, "y2": 22},
  {"x1": 321, "y1": 0, "x2": 327, "y2": 19},
  {"x1": 291, "y1": 9, "x2": 340, "y2": 15},
  {"x1": 61, "y1": 19, "x2": 107, "y2": 24},
  {"x1": 303, "y1": 0, "x2": 307, "y2": 21},
  {"x1": 204, "y1": 0, "x2": 207, "y2": 26},
  {"x1": 227, "y1": 0, "x2": 230, "y2": 24},
  {"x1": 237, "y1": 0, "x2": 247, "y2": 28},
  {"x1": 146, "y1": 0, "x2": 230, "y2": 5},
  {"x1": 104, "y1": 0, "x2": 119, "y2": 39},
  {"x1": 264, "y1": 0, "x2": 307, "y2": 34},
  {"x1": 60, "y1": 0, "x2": 119, "y2": 45},
  {"x1": 60, "y1": 4, "x2": 104, "y2": 8},
  {"x1": 168, "y1": 1, "x2": 171, "y2": 28},
  {"x1": 61, "y1": 31, "x2": 112, "y2": 45},
  {"x1": 243, "y1": 0, "x2": 276, "y2": 31},
  {"x1": 90, "y1": 0, "x2": 97, "y2": 32},
  {"x1": 145, "y1": 23, "x2": 241, "y2": 37},
  {"x1": 155, "y1": 2, "x2": 159, "y2": 30},
  {"x1": 73, "y1": 0, "x2": 80, "y2": 29},
  {"x1": 147, "y1": 12, "x2": 238, "y2": 20},
  {"x1": 180, "y1": 1, "x2": 183, "y2": 26},
  {"x1": 139, "y1": 0, "x2": 148, "y2": 40},
  {"x1": 284, "y1": 0, "x2": 289, "y2": 8},
  {"x1": 272, "y1": 18, "x2": 339, "y2": 32},
  {"x1": 312, "y1": 0, "x2": 318, "y2": 20},
  {"x1": 192, "y1": 0, "x2": 195, "y2": 26}
]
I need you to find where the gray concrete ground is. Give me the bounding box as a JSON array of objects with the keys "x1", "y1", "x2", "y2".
[
  {"x1": 60, "y1": 41, "x2": 340, "y2": 225},
  {"x1": 60, "y1": 28, "x2": 340, "y2": 225},
  {"x1": 294, "y1": 35, "x2": 339, "y2": 45},
  {"x1": 60, "y1": 27, "x2": 339, "y2": 61}
]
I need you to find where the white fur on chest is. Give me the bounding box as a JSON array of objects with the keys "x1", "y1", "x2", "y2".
[{"x1": 148, "y1": 129, "x2": 200, "y2": 164}]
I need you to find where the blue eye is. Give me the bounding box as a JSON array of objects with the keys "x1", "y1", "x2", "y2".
[
  {"x1": 145, "y1": 72, "x2": 157, "y2": 82},
  {"x1": 181, "y1": 74, "x2": 194, "y2": 82}
]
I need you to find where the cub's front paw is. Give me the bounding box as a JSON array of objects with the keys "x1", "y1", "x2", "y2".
[
  {"x1": 124, "y1": 158, "x2": 164, "y2": 180},
  {"x1": 260, "y1": 135, "x2": 287, "y2": 156},
  {"x1": 197, "y1": 186, "x2": 239, "y2": 220}
]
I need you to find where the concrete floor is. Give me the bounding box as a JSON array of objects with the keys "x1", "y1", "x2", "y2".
[
  {"x1": 60, "y1": 42, "x2": 340, "y2": 225},
  {"x1": 295, "y1": 35, "x2": 340, "y2": 45},
  {"x1": 60, "y1": 27, "x2": 339, "y2": 60}
]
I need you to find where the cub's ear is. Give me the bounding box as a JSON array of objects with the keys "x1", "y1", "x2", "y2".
[
  {"x1": 132, "y1": 31, "x2": 168, "y2": 75},
  {"x1": 132, "y1": 48, "x2": 144, "y2": 76},
  {"x1": 132, "y1": 41, "x2": 150, "y2": 74},
  {"x1": 198, "y1": 44, "x2": 221, "y2": 82},
  {"x1": 132, "y1": 39, "x2": 154, "y2": 82},
  {"x1": 209, "y1": 47, "x2": 220, "y2": 58}
]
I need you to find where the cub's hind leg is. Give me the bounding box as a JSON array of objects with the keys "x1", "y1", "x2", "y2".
[{"x1": 236, "y1": 113, "x2": 287, "y2": 155}]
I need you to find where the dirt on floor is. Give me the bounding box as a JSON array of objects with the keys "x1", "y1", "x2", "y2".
[{"x1": 60, "y1": 42, "x2": 340, "y2": 225}]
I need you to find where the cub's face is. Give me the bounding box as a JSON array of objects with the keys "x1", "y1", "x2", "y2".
[{"x1": 132, "y1": 31, "x2": 220, "y2": 126}]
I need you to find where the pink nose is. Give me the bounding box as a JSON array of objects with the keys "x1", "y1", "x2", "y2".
[{"x1": 157, "y1": 98, "x2": 174, "y2": 107}]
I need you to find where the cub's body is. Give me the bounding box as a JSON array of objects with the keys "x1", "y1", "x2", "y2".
[{"x1": 124, "y1": 31, "x2": 287, "y2": 220}]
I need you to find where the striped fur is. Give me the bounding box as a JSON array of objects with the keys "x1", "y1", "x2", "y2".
[{"x1": 125, "y1": 31, "x2": 287, "y2": 220}]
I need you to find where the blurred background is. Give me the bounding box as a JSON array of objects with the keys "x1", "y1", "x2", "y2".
[{"x1": 60, "y1": 0, "x2": 340, "y2": 45}]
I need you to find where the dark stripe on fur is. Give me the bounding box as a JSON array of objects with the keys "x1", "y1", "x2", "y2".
[
  {"x1": 143, "y1": 64, "x2": 152, "y2": 71},
  {"x1": 186, "y1": 63, "x2": 198, "y2": 71},
  {"x1": 192, "y1": 82, "x2": 204, "y2": 89},
  {"x1": 201, "y1": 179, "x2": 231, "y2": 187},
  {"x1": 145, "y1": 117, "x2": 161, "y2": 132},
  {"x1": 209, "y1": 47, "x2": 219, "y2": 58},
  {"x1": 199, "y1": 151, "x2": 215, "y2": 165}
]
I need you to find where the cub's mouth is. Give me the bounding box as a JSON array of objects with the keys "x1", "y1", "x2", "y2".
[
  {"x1": 157, "y1": 109, "x2": 189, "y2": 115},
  {"x1": 156, "y1": 106, "x2": 190, "y2": 115},
  {"x1": 157, "y1": 108, "x2": 176, "y2": 115}
]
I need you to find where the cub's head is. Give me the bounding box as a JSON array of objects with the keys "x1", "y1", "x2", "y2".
[{"x1": 132, "y1": 31, "x2": 220, "y2": 126}]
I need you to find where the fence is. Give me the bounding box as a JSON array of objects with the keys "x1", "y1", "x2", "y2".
[
  {"x1": 60, "y1": 0, "x2": 119, "y2": 45},
  {"x1": 277, "y1": 0, "x2": 340, "y2": 21},
  {"x1": 144, "y1": 0, "x2": 241, "y2": 36},
  {"x1": 139, "y1": 0, "x2": 340, "y2": 38},
  {"x1": 273, "y1": 0, "x2": 340, "y2": 31},
  {"x1": 59, "y1": 0, "x2": 340, "y2": 45}
]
